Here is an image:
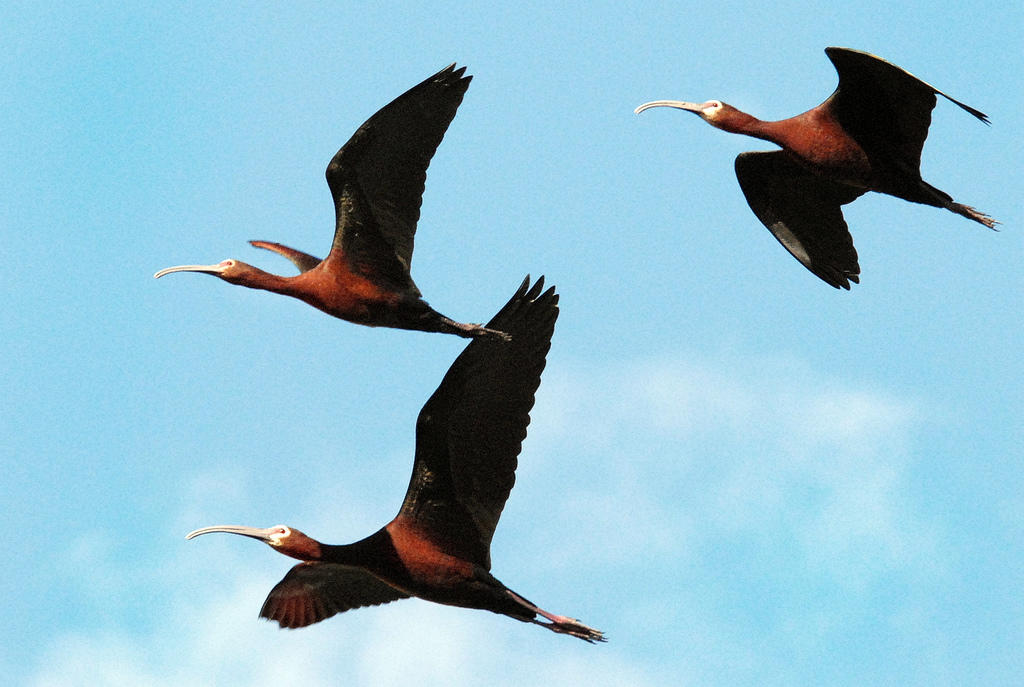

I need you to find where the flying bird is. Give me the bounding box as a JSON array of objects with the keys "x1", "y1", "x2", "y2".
[
  {"x1": 635, "y1": 47, "x2": 997, "y2": 289},
  {"x1": 156, "y1": 64, "x2": 506, "y2": 338},
  {"x1": 186, "y1": 277, "x2": 605, "y2": 642}
]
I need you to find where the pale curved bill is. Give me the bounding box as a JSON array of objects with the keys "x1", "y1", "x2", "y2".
[
  {"x1": 185, "y1": 524, "x2": 273, "y2": 540},
  {"x1": 154, "y1": 264, "x2": 224, "y2": 279},
  {"x1": 634, "y1": 100, "x2": 702, "y2": 114}
]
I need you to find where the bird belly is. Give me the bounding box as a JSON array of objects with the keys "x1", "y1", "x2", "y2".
[
  {"x1": 804, "y1": 154, "x2": 872, "y2": 188},
  {"x1": 401, "y1": 565, "x2": 526, "y2": 618}
]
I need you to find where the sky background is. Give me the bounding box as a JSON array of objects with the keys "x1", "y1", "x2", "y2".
[{"x1": 2, "y1": 2, "x2": 1022, "y2": 685}]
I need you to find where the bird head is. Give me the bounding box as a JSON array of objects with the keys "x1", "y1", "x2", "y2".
[
  {"x1": 153, "y1": 259, "x2": 257, "y2": 285},
  {"x1": 186, "y1": 524, "x2": 323, "y2": 561},
  {"x1": 635, "y1": 99, "x2": 744, "y2": 132}
]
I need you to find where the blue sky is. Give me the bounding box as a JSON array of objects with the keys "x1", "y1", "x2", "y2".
[{"x1": 2, "y1": 2, "x2": 1021, "y2": 685}]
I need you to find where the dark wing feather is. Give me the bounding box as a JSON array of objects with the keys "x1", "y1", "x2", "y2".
[
  {"x1": 260, "y1": 562, "x2": 410, "y2": 629},
  {"x1": 735, "y1": 151, "x2": 865, "y2": 289},
  {"x1": 398, "y1": 277, "x2": 559, "y2": 568},
  {"x1": 822, "y1": 47, "x2": 988, "y2": 172},
  {"x1": 324, "y1": 64, "x2": 471, "y2": 287},
  {"x1": 249, "y1": 240, "x2": 323, "y2": 273}
]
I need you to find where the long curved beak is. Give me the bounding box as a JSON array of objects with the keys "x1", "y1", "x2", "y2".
[
  {"x1": 634, "y1": 100, "x2": 704, "y2": 115},
  {"x1": 154, "y1": 263, "x2": 227, "y2": 279},
  {"x1": 186, "y1": 525, "x2": 276, "y2": 542}
]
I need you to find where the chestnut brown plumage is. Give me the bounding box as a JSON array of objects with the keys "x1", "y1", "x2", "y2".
[
  {"x1": 156, "y1": 64, "x2": 506, "y2": 338},
  {"x1": 186, "y1": 277, "x2": 605, "y2": 642},
  {"x1": 636, "y1": 47, "x2": 997, "y2": 289}
]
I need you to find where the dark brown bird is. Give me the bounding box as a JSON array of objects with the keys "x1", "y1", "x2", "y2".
[
  {"x1": 635, "y1": 47, "x2": 997, "y2": 289},
  {"x1": 155, "y1": 64, "x2": 506, "y2": 338},
  {"x1": 186, "y1": 277, "x2": 605, "y2": 642}
]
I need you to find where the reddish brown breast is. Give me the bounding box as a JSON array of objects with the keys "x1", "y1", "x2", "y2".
[
  {"x1": 288, "y1": 260, "x2": 402, "y2": 322},
  {"x1": 771, "y1": 109, "x2": 873, "y2": 186},
  {"x1": 385, "y1": 519, "x2": 476, "y2": 591}
]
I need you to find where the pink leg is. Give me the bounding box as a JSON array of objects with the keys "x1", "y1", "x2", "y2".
[{"x1": 505, "y1": 590, "x2": 605, "y2": 643}]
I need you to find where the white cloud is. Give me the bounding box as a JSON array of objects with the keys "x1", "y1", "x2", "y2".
[{"x1": 525, "y1": 353, "x2": 929, "y2": 573}]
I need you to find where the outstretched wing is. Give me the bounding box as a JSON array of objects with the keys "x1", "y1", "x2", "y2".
[
  {"x1": 398, "y1": 277, "x2": 559, "y2": 568},
  {"x1": 260, "y1": 562, "x2": 410, "y2": 629},
  {"x1": 324, "y1": 64, "x2": 471, "y2": 288},
  {"x1": 822, "y1": 47, "x2": 988, "y2": 172},
  {"x1": 249, "y1": 240, "x2": 323, "y2": 273},
  {"x1": 735, "y1": 151, "x2": 865, "y2": 289}
]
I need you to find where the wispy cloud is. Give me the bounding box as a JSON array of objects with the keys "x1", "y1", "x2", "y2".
[
  {"x1": 525, "y1": 353, "x2": 929, "y2": 576},
  {"x1": 517, "y1": 352, "x2": 943, "y2": 674}
]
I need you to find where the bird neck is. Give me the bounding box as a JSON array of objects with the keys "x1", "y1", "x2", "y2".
[
  {"x1": 716, "y1": 110, "x2": 786, "y2": 145},
  {"x1": 232, "y1": 265, "x2": 298, "y2": 296}
]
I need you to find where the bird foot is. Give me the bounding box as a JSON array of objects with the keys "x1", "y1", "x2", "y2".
[
  {"x1": 469, "y1": 324, "x2": 512, "y2": 341},
  {"x1": 505, "y1": 589, "x2": 604, "y2": 642},
  {"x1": 533, "y1": 615, "x2": 606, "y2": 643},
  {"x1": 951, "y1": 203, "x2": 999, "y2": 230},
  {"x1": 425, "y1": 314, "x2": 511, "y2": 340}
]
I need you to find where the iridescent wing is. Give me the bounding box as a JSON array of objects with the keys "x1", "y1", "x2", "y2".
[
  {"x1": 261, "y1": 562, "x2": 410, "y2": 629},
  {"x1": 324, "y1": 64, "x2": 471, "y2": 290},
  {"x1": 735, "y1": 150, "x2": 865, "y2": 289},
  {"x1": 398, "y1": 277, "x2": 559, "y2": 568}
]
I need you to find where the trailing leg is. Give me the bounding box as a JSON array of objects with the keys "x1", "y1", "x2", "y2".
[{"x1": 504, "y1": 589, "x2": 605, "y2": 643}]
